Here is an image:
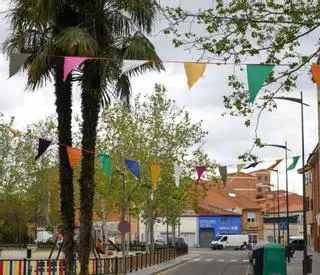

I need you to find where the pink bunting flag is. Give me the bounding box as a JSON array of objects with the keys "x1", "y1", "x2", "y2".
[
  {"x1": 195, "y1": 166, "x2": 205, "y2": 184},
  {"x1": 63, "y1": 56, "x2": 90, "y2": 81}
]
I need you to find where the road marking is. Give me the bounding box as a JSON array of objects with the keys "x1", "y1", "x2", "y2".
[
  {"x1": 218, "y1": 259, "x2": 225, "y2": 262},
  {"x1": 205, "y1": 259, "x2": 213, "y2": 262},
  {"x1": 193, "y1": 258, "x2": 200, "y2": 261},
  {"x1": 231, "y1": 259, "x2": 238, "y2": 262},
  {"x1": 243, "y1": 259, "x2": 249, "y2": 263}
]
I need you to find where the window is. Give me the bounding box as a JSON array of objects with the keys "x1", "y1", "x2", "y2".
[
  {"x1": 228, "y1": 192, "x2": 237, "y2": 198},
  {"x1": 258, "y1": 176, "x2": 261, "y2": 181},
  {"x1": 258, "y1": 187, "x2": 262, "y2": 192},
  {"x1": 248, "y1": 234, "x2": 258, "y2": 244},
  {"x1": 265, "y1": 176, "x2": 268, "y2": 181},
  {"x1": 221, "y1": 236, "x2": 228, "y2": 242},
  {"x1": 311, "y1": 199, "x2": 313, "y2": 211},
  {"x1": 247, "y1": 212, "x2": 256, "y2": 223}
]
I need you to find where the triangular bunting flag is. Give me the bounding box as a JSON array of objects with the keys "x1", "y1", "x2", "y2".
[
  {"x1": 236, "y1": 164, "x2": 245, "y2": 173},
  {"x1": 35, "y1": 138, "x2": 52, "y2": 160},
  {"x1": 121, "y1": 60, "x2": 149, "y2": 75},
  {"x1": 9, "y1": 53, "x2": 31, "y2": 78},
  {"x1": 150, "y1": 163, "x2": 160, "y2": 190},
  {"x1": 66, "y1": 146, "x2": 82, "y2": 167},
  {"x1": 195, "y1": 166, "x2": 205, "y2": 184},
  {"x1": 174, "y1": 164, "x2": 184, "y2": 188},
  {"x1": 244, "y1": 162, "x2": 260, "y2": 169},
  {"x1": 184, "y1": 62, "x2": 206, "y2": 89},
  {"x1": 64, "y1": 56, "x2": 90, "y2": 81},
  {"x1": 267, "y1": 159, "x2": 282, "y2": 171},
  {"x1": 311, "y1": 64, "x2": 320, "y2": 87},
  {"x1": 98, "y1": 154, "x2": 112, "y2": 177},
  {"x1": 10, "y1": 128, "x2": 22, "y2": 137},
  {"x1": 218, "y1": 166, "x2": 228, "y2": 185},
  {"x1": 247, "y1": 64, "x2": 275, "y2": 102},
  {"x1": 125, "y1": 159, "x2": 141, "y2": 180},
  {"x1": 287, "y1": 156, "x2": 300, "y2": 171}
]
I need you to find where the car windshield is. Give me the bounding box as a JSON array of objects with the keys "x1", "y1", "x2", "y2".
[{"x1": 214, "y1": 235, "x2": 222, "y2": 241}]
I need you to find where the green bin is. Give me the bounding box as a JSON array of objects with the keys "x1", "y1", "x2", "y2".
[{"x1": 263, "y1": 243, "x2": 287, "y2": 275}]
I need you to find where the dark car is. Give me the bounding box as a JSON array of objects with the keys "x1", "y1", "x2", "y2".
[
  {"x1": 287, "y1": 237, "x2": 304, "y2": 251},
  {"x1": 168, "y1": 237, "x2": 188, "y2": 248}
]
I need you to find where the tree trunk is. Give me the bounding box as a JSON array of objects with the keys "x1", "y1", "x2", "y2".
[
  {"x1": 54, "y1": 58, "x2": 75, "y2": 275},
  {"x1": 79, "y1": 71, "x2": 101, "y2": 275}
]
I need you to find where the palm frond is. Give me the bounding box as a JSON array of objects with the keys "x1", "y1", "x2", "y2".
[
  {"x1": 54, "y1": 27, "x2": 98, "y2": 56},
  {"x1": 115, "y1": 74, "x2": 131, "y2": 106}
]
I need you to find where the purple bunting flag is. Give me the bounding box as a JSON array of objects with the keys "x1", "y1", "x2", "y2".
[{"x1": 35, "y1": 138, "x2": 52, "y2": 160}]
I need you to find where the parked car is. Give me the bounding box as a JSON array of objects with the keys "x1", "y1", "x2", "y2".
[
  {"x1": 168, "y1": 237, "x2": 188, "y2": 248},
  {"x1": 210, "y1": 234, "x2": 249, "y2": 250},
  {"x1": 287, "y1": 236, "x2": 304, "y2": 252},
  {"x1": 155, "y1": 238, "x2": 167, "y2": 249}
]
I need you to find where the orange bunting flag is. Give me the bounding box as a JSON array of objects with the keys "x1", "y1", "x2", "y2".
[
  {"x1": 66, "y1": 146, "x2": 82, "y2": 167},
  {"x1": 184, "y1": 62, "x2": 206, "y2": 89},
  {"x1": 267, "y1": 159, "x2": 282, "y2": 171},
  {"x1": 311, "y1": 64, "x2": 320, "y2": 87},
  {"x1": 150, "y1": 163, "x2": 160, "y2": 190}
]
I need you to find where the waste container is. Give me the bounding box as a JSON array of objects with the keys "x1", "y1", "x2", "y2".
[
  {"x1": 263, "y1": 243, "x2": 286, "y2": 275},
  {"x1": 252, "y1": 245, "x2": 265, "y2": 275},
  {"x1": 304, "y1": 255, "x2": 312, "y2": 274},
  {"x1": 26, "y1": 248, "x2": 32, "y2": 259}
]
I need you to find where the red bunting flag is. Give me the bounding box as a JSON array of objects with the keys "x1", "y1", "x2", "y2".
[
  {"x1": 64, "y1": 56, "x2": 90, "y2": 81},
  {"x1": 196, "y1": 166, "x2": 205, "y2": 184}
]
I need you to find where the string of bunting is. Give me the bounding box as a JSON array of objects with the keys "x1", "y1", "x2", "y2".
[
  {"x1": 1, "y1": 123, "x2": 304, "y2": 190},
  {"x1": 12, "y1": 53, "x2": 320, "y2": 103}
]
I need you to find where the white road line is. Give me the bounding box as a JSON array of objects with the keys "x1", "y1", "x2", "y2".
[
  {"x1": 205, "y1": 259, "x2": 213, "y2": 262},
  {"x1": 193, "y1": 258, "x2": 200, "y2": 261},
  {"x1": 218, "y1": 259, "x2": 225, "y2": 262},
  {"x1": 242, "y1": 259, "x2": 249, "y2": 263},
  {"x1": 231, "y1": 259, "x2": 238, "y2": 262}
]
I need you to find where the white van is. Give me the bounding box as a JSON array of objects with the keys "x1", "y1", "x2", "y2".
[{"x1": 210, "y1": 234, "x2": 249, "y2": 250}]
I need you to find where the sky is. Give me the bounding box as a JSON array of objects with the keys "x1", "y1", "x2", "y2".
[{"x1": 0, "y1": 1, "x2": 318, "y2": 195}]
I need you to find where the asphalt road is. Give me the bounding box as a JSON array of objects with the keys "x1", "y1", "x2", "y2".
[{"x1": 162, "y1": 248, "x2": 251, "y2": 275}]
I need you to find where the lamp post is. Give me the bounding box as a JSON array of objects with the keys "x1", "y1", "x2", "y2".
[
  {"x1": 263, "y1": 142, "x2": 290, "y2": 261},
  {"x1": 272, "y1": 93, "x2": 309, "y2": 274}
]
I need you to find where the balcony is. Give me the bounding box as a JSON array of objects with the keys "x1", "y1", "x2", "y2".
[{"x1": 246, "y1": 222, "x2": 259, "y2": 230}]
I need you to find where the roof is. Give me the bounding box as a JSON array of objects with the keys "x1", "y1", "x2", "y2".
[
  {"x1": 199, "y1": 181, "x2": 262, "y2": 210},
  {"x1": 226, "y1": 172, "x2": 256, "y2": 178},
  {"x1": 248, "y1": 170, "x2": 271, "y2": 175},
  {"x1": 196, "y1": 204, "x2": 241, "y2": 216}
]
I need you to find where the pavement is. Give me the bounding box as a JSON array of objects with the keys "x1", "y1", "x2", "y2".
[
  {"x1": 131, "y1": 248, "x2": 251, "y2": 275},
  {"x1": 287, "y1": 250, "x2": 320, "y2": 275}
]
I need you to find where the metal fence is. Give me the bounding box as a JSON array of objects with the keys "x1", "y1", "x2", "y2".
[{"x1": 0, "y1": 247, "x2": 188, "y2": 275}]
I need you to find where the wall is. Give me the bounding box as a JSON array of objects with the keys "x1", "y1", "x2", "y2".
[
  {"x1": 198, "y1": 216, "x2": 242, "y2": 237},
  {"x1": 242, "y1": 209, "x2": 264, "y2": 241},
  {"x1": 227, "y1": 175, "x2": 257, "y2": 200}
]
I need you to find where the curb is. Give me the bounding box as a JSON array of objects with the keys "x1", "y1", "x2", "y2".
[{"x1": 152, "y1": 255, "x2": 200, "y2": 275}]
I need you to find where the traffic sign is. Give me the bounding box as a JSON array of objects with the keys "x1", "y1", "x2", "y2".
[
  {"x1": 118, "y1": 220, "x2": 130, "y2": 234},
  {"x1": 279, "y1": 222, "x2": 288, "y2": 230}
]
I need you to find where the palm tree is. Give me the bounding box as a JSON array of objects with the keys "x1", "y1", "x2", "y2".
[
  {"x1": 74, "y1": 1, "x2": 163, "y2": 274},
  {"x1": 4, "y1": 1, "x2": 97, "y2": 273}
]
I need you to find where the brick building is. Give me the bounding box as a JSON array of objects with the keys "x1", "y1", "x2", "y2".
[{"x1": 198, "y1": 181, "x2": 263, "y2": 243}]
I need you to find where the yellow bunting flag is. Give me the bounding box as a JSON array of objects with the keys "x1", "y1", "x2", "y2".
[
  {"x1": 150, "y1": 163, "x2": 160, "y2": 190},
  {"x1": 66, "y1": 146, "x2": 82, "y2": 167},
  {"x1": 311, "y1": 64, "x2": 320, "y2": 87},
  {"x1": 10, "y1": 128, "x2": 22, "y2": 137},
  {"x1": 184, "y1": 62, "x2": 206, "y2": 89}
]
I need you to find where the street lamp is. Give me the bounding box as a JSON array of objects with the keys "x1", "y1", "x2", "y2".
[
  {"x1": 263, "y1": 142, "x2": 291, "y2": 262},
  {"x1": 272, "y1": 93, "x2": 309, "y2": 274}
]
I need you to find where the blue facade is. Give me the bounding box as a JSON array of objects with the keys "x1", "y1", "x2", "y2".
[{"x1": 198, "y1": 216, "x2": 242, "y2": 237}]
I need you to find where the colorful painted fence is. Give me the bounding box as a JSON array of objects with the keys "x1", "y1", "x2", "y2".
[{"x1": 0, "y1": 247, "x2": 188, "y2": 275}]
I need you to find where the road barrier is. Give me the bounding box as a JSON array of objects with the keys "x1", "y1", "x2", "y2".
[{"x1": 0, "y1": 247, "x2": 188, "y2": 274}]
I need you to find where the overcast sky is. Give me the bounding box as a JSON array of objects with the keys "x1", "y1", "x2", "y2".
[{"x1": 0, "y1": 1, "x2": 318, "y2": 195}]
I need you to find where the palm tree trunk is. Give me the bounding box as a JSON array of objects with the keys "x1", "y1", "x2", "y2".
[
  {"x1": 54, "y1": 58, "x2": 75, "y2": 275},
  {"x1": 79, "y1": 87, "x2": 101, "y2": 275}
]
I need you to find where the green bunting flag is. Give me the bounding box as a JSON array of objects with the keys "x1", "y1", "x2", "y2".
[
  {"x1": 287, "y1": 156, "x2": 300, "y2": 171},
  {"x1": 98, "y1": 154, "x2": 112, "y2": 177},
  {"x1": 247, "y1": 64, "x2": 275, "y2": 102}
]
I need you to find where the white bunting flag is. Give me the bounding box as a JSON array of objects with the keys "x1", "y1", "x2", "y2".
[
  {"x1": 121, "y1": 60, "x2": 149, "y2": 75},
  {"x1": 174, "y1": 164, "x2": 184, "y2": 188}
]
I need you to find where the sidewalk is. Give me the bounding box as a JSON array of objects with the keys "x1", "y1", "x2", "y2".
[
  {"x1": 129, "y1": 253, "x2": 199, "y2": 275},
  {"x1": 287, "y1": 251, "x2": 320, "y2": 275}
]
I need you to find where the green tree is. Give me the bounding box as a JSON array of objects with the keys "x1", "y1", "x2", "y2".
[
  {"x1": 94, "y1": 84, "x2": 213, "y2": 250},
  {"x1": 165, "y1": 0, "x2": 319, "y2": 159}
]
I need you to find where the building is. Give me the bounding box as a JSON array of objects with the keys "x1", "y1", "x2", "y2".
[
  {"x1": 305, "y1": 144, "x2": 320, "y2": 251},
  {"x1": 226, "y1": 172, "x2": 258, "y2": 200},
  {"x1": 147, "y1": 205, "x2": 241, "y2": 248},
  {"x1": 198, "y1": 182, "x2": 263, "y2": 243}
]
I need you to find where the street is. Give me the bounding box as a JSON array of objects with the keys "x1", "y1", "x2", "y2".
[{"x1": 161, "y1": 248, "x2": 250, "y2": 275}]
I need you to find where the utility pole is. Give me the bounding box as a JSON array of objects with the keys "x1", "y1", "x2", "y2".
[
  {"x1": 277, "y1": 169, "x2": 280, "y2": 243},
  {"x1": 273, "y1": 184, "x2": 276, "y2": 242},
  {"x1": 121, "y1": 173, "x2": 126, "y2": 275},
  {"x1": 285, "y1": 141, "x2": 290, "y2": 262}
]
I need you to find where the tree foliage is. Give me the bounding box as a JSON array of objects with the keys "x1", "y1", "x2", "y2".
[{"x1": 164, "y1": 0, "x2": 320, "y2": 159}]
